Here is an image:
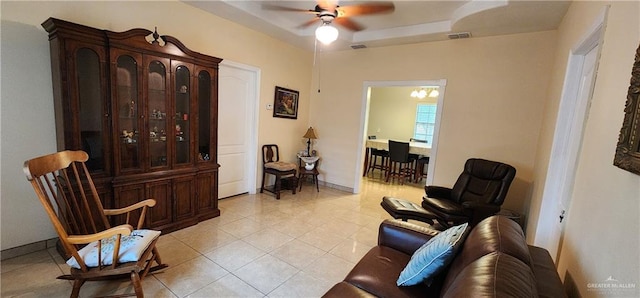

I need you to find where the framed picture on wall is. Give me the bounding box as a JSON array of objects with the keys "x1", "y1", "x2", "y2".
[
  {"x1": 273, "y1": 86, "x2": 299, "y2": 119},
  {"x1": 614, "y1": 42, "x2": 640, "y2": 176}
]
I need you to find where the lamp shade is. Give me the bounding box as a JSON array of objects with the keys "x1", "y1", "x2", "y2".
[
  {"x1": 315, "y1": 24, "x2": 339, "y2": 45},
  {"x1": 303, "y1": 127, "x2": 318, "y2": 139}
]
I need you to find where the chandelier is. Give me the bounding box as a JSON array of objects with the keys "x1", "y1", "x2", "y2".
[{"x1": 411, "y1": 87, "x2": 439, "y2": 99}]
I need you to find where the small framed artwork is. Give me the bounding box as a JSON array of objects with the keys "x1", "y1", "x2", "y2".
[{"x1": 273, "y1": 86, "x2": 299, "y2": 119}]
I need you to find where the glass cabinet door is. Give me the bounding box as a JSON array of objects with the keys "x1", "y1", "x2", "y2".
[
  {"x1": 174, "y1": 63, "x2": 192, "y2": 165},
  {"x1": 115, "y1": 54, "x2": 141, "y2": 171},
  {"x1": 197, "y1": 69, "x2": 212, "y2": 162},
  {"x1": 75, "y1": 46, "x2": 107, "y2": 172},
  {"x1": 147, "y1": 58, "x2": 169, "y2": 168}
]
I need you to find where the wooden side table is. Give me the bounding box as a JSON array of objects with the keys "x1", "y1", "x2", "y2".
[{"x1": 298, "y1": 156, "x2": 320, "y2": 192}]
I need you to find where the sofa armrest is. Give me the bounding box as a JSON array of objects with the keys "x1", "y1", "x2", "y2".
[
  {"x1": 424, "y1": 185, "x2": 452, "y2": 199},
  {"x1": 378, "y1": 219, "x2": 440, "y2": 255},
  {"x1": 528, "y1": 245, "x2": 567, "y2": 298}
]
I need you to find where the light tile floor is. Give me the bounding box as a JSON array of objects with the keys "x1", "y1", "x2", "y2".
[{"x1": 1, "y1": 176, "x2": 426, "y2": 297}]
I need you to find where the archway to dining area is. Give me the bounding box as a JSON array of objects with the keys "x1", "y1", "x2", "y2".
[{"x1": 353, "y1": 79, "x2": 446, "y2": 193}]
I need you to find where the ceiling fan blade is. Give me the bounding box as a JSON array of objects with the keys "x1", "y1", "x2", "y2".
[
  {"x1": 317, "y1": 0, "x2": 338, "y2": 11},
  {"x1": 334, "y1": 17, "x2": 364, "y2": 32},
  {"x1": 262, "y1": 4, "x2": 318, "y2": 14},
  {"x1": 338, "y1": 2, "x2": 395, "y2": 17},
  {"x1": 298, "y1": 17, "x2": 321, "y2": 29}
]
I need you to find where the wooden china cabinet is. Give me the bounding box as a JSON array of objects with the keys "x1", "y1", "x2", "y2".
[{"x1": 42, "y1": 18, "x2": 221, "y2": 233}]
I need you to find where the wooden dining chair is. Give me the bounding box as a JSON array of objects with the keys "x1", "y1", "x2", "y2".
[
  {"x1": 414, "y1": 156, "x2": 430, "y2": 183},
  {"x1": 260, "y1": 144, "x2": 297, "y2": 199},
  {"x1": 23, "y1": 150, "x2": 167, "y2": 298},
  {"x1": 365, "y1": 136, "x2": 389, "y2": 178},
  {"x1": 386, "y1": 140, "x2": 415, "y2": 185},
  {"x1": 409, "y1": 138, "x2": 429, "y2": 183}
]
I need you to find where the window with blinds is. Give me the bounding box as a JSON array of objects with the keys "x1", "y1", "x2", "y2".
[{"x1": 413, "y1": 104, "x2": 437, "y2": 143}]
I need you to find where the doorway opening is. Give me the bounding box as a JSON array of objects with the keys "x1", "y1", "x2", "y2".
[{"x1": 353, "y1": 79, "x2": 446, "y2": 193}]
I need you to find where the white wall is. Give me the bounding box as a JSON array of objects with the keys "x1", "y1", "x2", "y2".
[
  {"x1": 527, "y1": 1, "x2": 640, "y2": 296},
  {"x1": 368, "y1": 86, "x2": 438, "y2": 141},
  {"x1": 1, "y1": 20, "x2": 59, "y2": 248},
  {"x1": 310, "y1": 31, "x2": 557, "y2": 217},
  {"x1": 0, "y1": 0, "x2": 312, "y2": 250}
]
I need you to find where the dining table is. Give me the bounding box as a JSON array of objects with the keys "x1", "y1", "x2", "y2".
[{"x1": 363, "y1": 139, "x2": 431, "y2": 176}]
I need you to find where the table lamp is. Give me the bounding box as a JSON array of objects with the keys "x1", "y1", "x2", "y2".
[{"x1": 303, "y1": 127, "x2": 318, "y2": 156}]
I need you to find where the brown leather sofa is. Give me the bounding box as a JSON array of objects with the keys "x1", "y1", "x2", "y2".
[{"x1": 323, "y1": 215, "x2": 566, "y2": 298}]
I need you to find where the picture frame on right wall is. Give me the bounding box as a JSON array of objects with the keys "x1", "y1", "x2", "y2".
[{"x1": 614, "y1": 42, "x2": 640, "y2": 176}]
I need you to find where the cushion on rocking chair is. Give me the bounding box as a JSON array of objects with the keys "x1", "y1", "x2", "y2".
[{"x1": 66, "y1": 229, "x2": 161, "y2": 269}]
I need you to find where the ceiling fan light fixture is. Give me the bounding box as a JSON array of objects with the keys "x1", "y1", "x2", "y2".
[{"x1": 315, "y1": 23, "x2": 339, "y2": 45}]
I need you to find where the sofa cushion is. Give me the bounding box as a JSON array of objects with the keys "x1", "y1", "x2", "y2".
[
  {"x1": 422, "y1": 196, "x2": 468, "y2": 216},
  {"x1": 397, "y1": 222, "x2": 469, "y2": 286},
  {"x1": 442, "y1": 252, "x2": 538, "y2": 298},
  {"x1": 343, "y1": 246, "x2": 437, "y2": 298},
  {"x1": 442, "y1": 216, "x2": 533, "y2": 293}
]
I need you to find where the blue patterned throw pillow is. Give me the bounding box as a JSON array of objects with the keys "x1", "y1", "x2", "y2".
[{"x1": 397, "y1": 222, "x2": 469, "y2": 286}]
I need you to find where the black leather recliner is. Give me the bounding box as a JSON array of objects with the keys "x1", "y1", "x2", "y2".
[{"x1": 381, "y1": 158, "x2": 516, "y2": 228}]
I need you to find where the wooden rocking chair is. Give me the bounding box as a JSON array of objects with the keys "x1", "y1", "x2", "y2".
[{"x1": 23, "y1": 150, "x2": 167, "y2": 297}]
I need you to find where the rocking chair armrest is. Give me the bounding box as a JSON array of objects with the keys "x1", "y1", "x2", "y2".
[
  {"x1": 104, "y1": 199, "x2": 157, "y2": 216},
  {"x1": 66, "y1": 224, "x2": 134, "y2": 245}
]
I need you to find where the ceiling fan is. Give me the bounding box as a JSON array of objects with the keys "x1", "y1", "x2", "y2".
[{"x1": 264, "y1": 1, "x2": 395, "y2": 44}]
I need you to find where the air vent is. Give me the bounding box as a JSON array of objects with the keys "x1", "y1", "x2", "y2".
[
  {"x1": 447, "y1": 32, "x2": 472, "y2": 39},
  {"x1": 351, "y1": 44, "x2": 367, "y2": 49}
]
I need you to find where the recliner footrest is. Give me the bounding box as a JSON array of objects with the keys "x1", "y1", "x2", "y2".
[{"x1": 381, "y1": 196, "x2": 438, "y2": 223}]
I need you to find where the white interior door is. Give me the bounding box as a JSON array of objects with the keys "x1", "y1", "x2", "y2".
[
  {"x1": 218, "y1": 61, "x2": 258, "y2": 198},
  {"x1": 534, "y1": 21, "x2": 602, "y2": 261}
]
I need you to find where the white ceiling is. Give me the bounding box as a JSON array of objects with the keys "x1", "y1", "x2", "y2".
[{"x1": 184, "y1": 0, "x2": 571, "y2": 51}]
